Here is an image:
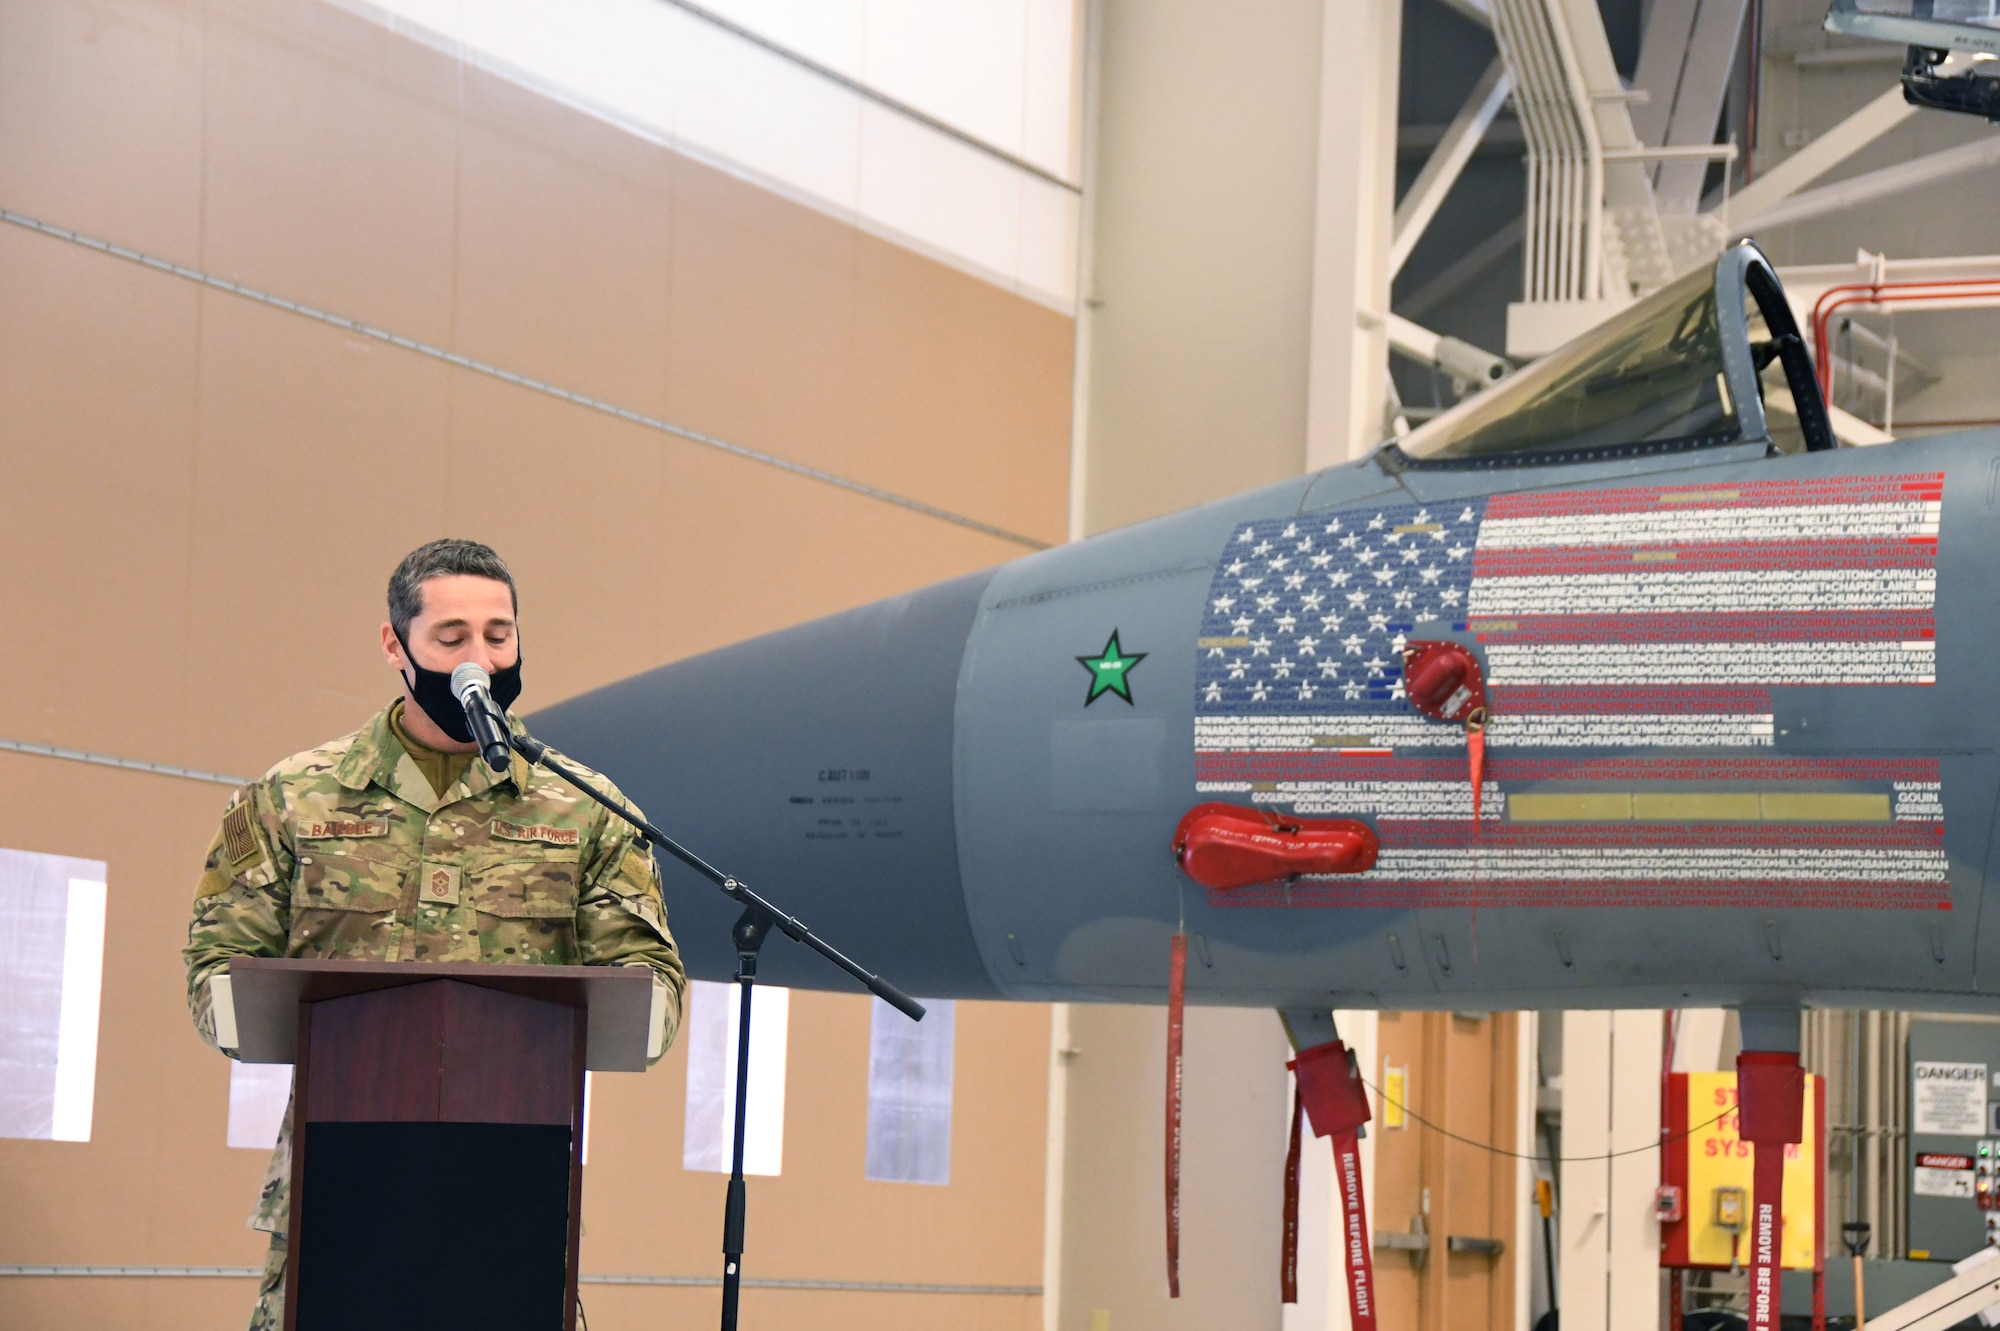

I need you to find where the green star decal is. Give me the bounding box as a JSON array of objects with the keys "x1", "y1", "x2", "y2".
[{"x1": 1077, "y1": 630, "x2": 1147, "y2": 706}]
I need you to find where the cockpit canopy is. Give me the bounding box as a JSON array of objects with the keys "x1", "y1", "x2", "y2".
[{"x1": 1390, "y1": 241, "x2": 1833, "y2": 468}]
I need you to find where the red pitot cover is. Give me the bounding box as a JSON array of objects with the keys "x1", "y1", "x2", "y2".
[{"x1": 1172, "y1": 803, "x2": 1379, "y2": 890}]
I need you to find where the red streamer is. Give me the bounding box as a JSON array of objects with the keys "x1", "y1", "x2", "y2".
[
  {"x1": 1165, "y1": 934, "x2": 1187, "y2": 1298},
  {"x1": 1332, "y1": 1128, "x2": 1379, "y2": 1331},
  {"x1": 1749, "y1": 1143, "x2": 1785, "y2": 1331},
  {"x1": 1282, "y1": 1084, "x2": 1303, "y2": 1302},
  {"x1": 1468, "y1": 722, "x2": 1486, "y2": 823},
  {"x1": 1469, "y1": 714, "x2": 1486, "y2": 957}
]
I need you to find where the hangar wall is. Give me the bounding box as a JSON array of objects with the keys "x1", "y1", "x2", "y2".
[
  {"x1": 1051, "y1": 6, "x2": 1528, "y2": 1331},
  {"x1": 1072, "y1": 0, "x2": 1326, "y2": 535},
  {"x1": 0, "y1": 0, "x2": 1073, "y2": 1327},
  {"x1": 1053, "y1": 3, "x2": 1328, "y2": 1328}
]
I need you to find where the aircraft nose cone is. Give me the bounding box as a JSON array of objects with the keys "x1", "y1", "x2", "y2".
[{"x1": 528, "y1": 571, "x2": 1000, "y2": 997}]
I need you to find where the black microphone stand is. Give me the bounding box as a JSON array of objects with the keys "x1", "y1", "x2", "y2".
[{"x1": 507, "y1": 729, "x2": 924, "y2": 1331}]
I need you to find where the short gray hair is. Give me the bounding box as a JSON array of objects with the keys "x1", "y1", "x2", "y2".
[{"x1": 387, "y1": 539, "x2": 518, "y2": 639}]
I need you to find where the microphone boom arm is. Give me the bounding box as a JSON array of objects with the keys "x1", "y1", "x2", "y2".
[{"x1": 509, "y1": 729, "x2": 925, "y2": 1022}]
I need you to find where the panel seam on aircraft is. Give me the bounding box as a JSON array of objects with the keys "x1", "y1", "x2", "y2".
[
  {"x1": 0, "y1": 207, "x2": 1051, "y2": 553},
  {"x1": 987, "y1": 561, "x2": 1215, "y2": 611}
]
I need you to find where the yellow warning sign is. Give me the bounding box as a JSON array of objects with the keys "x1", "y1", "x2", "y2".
[{"x1": 1682, "y1": 1072, "x2": 1818, "y2": 1269}]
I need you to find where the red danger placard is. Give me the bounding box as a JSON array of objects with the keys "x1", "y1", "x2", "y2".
[{"x1": 1918, "y1": 1153, "x2": 1973, "y2": 1170}]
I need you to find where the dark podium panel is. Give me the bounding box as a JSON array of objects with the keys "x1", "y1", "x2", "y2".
[
  {"x1": 225, "y1": 960, "x2": 653, "y2": 1331},
  {"x1": 298, "y1": 1121, "x2": 574, "y2": 1329}
]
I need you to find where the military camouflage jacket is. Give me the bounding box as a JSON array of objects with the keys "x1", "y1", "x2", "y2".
[{"x1": 183, "y1": 702, "x2": 687, "y2": 1231}]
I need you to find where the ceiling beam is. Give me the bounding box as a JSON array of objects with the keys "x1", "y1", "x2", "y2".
[
  {"x1": 1391, "y1": 60, "x2": 1513, "y2": 278},
  {"x1": 1397, "y1": 216, "x2": 1524, "y2": 320},
  {"x1": 1719, "y1": 85, "x2": 1915, "y2": 224},
  {"x1": 1433, "y1": 0, "x2": 1494, "y2": 30},
  {"x1": 1734, "y1": 134, "x2": 2000, "y2": 233}
]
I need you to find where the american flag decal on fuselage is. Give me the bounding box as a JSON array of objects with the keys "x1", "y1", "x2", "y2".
[{"x1": 1193, "y1": 473, "x2": 1948, "y2": 910}]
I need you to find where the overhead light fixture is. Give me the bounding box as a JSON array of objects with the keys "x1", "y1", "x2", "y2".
[
  {"x1": 1825, "y1": 0, "x2": 2000, "y2": 120},
  {"x1": 1825, "y1": 0, "x2": 2000, "y2": 54}
]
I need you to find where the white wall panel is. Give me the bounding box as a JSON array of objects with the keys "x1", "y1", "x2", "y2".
[
  {"x1": 1607, "y1": 1010, "x2": 1663, "y2": 1328},
  {"x1": 331, "y1": 0, "x2": 1079, "y2": 308},
  {"x1": 1562, "y1": 1010, "x2": 1614, "y2": 1331},
  {"x1": 674, "y1": 13, "x2": 864, "y2": 212},
  {"x1": 861, "y1": 101, "x2": 1033, "y2": 291},
  {"x1": 1024, "y1": 0, "x2": 1080, "y2": 175},
  {"x1": 699, "y1": 0, "x2": 867, "y2": 74},
  {"x1": 863, "y1": 0, "x2": 1029, "y2": 158}
]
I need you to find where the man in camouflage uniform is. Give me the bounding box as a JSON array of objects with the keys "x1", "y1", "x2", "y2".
[{"x1": 184, "y1": 539, "x2": 686, "y2": 1331}]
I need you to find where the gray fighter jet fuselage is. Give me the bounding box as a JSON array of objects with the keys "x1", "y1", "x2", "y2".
[{"x1": 534, "y1": 241, "x2": 2000, "y2": 1016}]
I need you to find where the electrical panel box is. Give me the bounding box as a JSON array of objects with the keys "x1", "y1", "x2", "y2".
[{"x1": 1906, "y1": 1020, "x2": 2000, "y2": 1261}]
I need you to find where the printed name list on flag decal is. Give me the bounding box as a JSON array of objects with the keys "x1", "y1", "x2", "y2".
[{"x1": 1192, "y1": 474, "x2": 1948, "y2": 911}]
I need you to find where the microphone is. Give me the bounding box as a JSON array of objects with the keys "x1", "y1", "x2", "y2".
[{"x1": 450, "y1": 662, "x2": 514, "y2": 772}]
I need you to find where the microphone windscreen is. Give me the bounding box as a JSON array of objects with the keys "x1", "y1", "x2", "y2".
[{"x1": 449, "y1": 661, "x2": 492, "y2": 703}]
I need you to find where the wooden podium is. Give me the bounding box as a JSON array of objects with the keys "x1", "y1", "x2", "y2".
[{"x1": 221, "y1": 958, "x2": 657, "y2": 1331}]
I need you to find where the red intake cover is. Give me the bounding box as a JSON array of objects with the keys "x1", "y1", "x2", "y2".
[
  {"x1": 1401, "y1": 640, "x2": 1486, "y2": 723},
  {"x1": 1172, "y1": 803, "x2": 1379, "y2": 890},
  {"x1": 1735, "y1": 1051, "x2": 1805, "y2": 1146},
  {"x1": 1288, "y1": 1039, "x2": 1372, "y2": 1138}
]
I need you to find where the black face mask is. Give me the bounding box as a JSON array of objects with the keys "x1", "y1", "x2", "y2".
[{"x1": 394, "y1": 628, "x2": 523, "y2": 745}]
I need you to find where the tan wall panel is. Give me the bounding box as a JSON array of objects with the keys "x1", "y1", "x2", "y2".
[
  {"x1": 1373, "y1": 1012, "x2": 1423, "y2": 1328},
  {"x1": 667, "y1": 160, "x2": 1073, "y2": 547},
  {"x1": 663, "y1": 159, "x2": 868, "y2": 492},
  {"x1": 178, "y1": 290, "x2": 461, "y2": 755},
  {"x1": 846, "y1": 237, "x2": 1075, "y2": 545},
  {"x1": 0, "y1": 1278, "x2": 1044, "y2": 1331},
  {"x1": 579, "y1": 1283, "x2": 1041, "y2": 1331},
  {"x1": 0, "y1": 0, "x2": 1073, "y2": 1323},
  {"x1": 15, "y1": 0, "x2": 1071, "y2": 553},
  {"x1": 453, "y1": 67, "x2": 675, "y2": 416},
  {"x1": 0, "y1": 226, "x2": 203, "y2": 760},
  {"x1": 0, "y1": 756, "x2": 269, "y2": 1267},
  {"x1": 576, "y1": 992, "x2": 1048, "y2": 1288},
  {"x1": 0, "y1": 217, "x2": 1029, "y2": 778},
  {"x1": 450, "y1": 346, "x2": 1031, "y2": 704},
  {"x1": 198, "y1": 0, "x2": 461, "y2": 343},
  {"x1": 0, "y1": 0, "x2": 205, "y2": 263},
  {"x1": 0, "y1": 1277, "x2": 258, "y2": 1331}
]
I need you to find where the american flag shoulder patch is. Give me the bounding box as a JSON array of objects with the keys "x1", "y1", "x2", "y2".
[
  {"x1": 1193, "y1": 473, "x2": 1948, "y2": 911},
  {"x1": 221, "y1": 799, "x2": 262, "y2": 871}
]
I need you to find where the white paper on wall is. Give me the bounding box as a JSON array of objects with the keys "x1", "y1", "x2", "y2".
[
  {"x1": 0, "y1": 848, "x2": 108, "y2": 1143},
  {"x1": 865, "y1": 996, "x2": 954, "y2": 1185},
  {"x1": 682, "y1": 979, "x2": 789, "y2": 1176},
  {"x1": 227, "y1": 1062, "x2": 294, "y2": 1150}
]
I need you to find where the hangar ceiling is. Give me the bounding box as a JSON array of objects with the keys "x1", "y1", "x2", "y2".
[{"x1": 1390, "y1": 0, "x2": 2000, "y2": 442}]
